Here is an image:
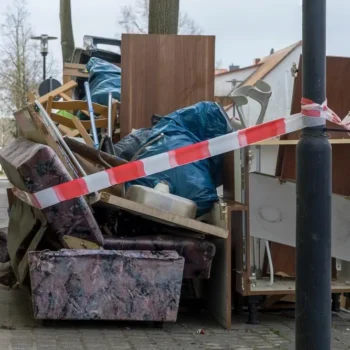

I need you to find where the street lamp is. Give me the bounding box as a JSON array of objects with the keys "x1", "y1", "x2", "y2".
[{"x1": 31, "y1": 34, "x2": 58, "y2": 81}]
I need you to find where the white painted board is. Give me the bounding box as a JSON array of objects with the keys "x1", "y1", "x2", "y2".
[{"x1": 249, "y1": 172, "x2": 350, "y2": 261}]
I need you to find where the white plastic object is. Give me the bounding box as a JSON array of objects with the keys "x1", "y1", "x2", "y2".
[
  {"x1": 154, "y1": 182, "x2": 170, "y2": 193},
  {"x1": 125, "y1": 184, "x2": 197, "y2": 219},
  {"x1": 231, "y1": 80, "x2": 272, "y2": 130}
]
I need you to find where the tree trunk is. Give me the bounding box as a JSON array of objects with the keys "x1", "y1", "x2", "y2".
[
  {"x1": 148, "y1": 0, "x2": 179, "y2": 34},
  {"x1": 60, "y1": 0, "x2": 75, "y2": 63}
]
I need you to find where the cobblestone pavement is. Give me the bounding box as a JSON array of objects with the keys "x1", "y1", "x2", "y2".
[{"x1": 0, "y1": 286, "x2": 350, "y2": 349}]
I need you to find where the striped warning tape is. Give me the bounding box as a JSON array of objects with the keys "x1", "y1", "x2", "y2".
[{"x1": 11, "y1": 98, "x2": 350, "y2": 209}]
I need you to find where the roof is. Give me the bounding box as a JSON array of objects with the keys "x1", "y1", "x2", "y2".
[
  {"x1": 216, "y1": 63, "x2": 261, "y2": 77},
  {"x1": 223, "y1": 41, "x2": 302, "y2": 110},
  {"x1": 242, "y1": 41, "x2": 302, "y2": 87},
  {"x1": 215, "y1": 68, "x2": 228, "y2": 75}
]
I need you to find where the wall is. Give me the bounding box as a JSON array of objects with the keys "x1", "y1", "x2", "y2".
[{"x1": 214, "y1": 66, "x2": 257, "y2": 97}]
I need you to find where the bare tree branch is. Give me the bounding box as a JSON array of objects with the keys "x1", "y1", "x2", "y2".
[
  {"x1": 0, "y1": 0, "x2": 42, "y2": 116},
  {"x1": 117, "y1": 0, "x2": 202, "y2": 35}
]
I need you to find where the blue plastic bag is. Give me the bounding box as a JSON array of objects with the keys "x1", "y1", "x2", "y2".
[
  {"x1": 86, "y1": 57, "x2": 121, "y2": 104},
  {"x1": 126, "y1": 102, "x2": 232, "y2": 217},
  {"x1": 78, "y1": 57, "x2": 121, "y2": 120}
]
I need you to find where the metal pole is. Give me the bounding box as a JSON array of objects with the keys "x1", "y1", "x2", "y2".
[
  {"x1": 296, "y1": 0, "x2": 331, "y2": 349},
  {"x1": 43, "y1": 54, "x2": 47, "y2": 81}
]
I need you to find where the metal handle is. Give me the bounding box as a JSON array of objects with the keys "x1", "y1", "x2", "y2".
[{"x1": 84, "y1": 82, "x2": 99, "y2": 149}]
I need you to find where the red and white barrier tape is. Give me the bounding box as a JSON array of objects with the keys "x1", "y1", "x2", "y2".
[{"x1": 11, "y1": 99, "x2": 350, "y2": 209}]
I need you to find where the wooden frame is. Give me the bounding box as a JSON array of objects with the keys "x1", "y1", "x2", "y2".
[
  {"x1": 38, "y1": 81, "x2": 120, "y2": 143},
  {"x1": 232, "y1": 145, "x2": 350, "y2": 303}
]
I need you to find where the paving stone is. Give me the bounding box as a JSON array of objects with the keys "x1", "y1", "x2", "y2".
[{"x1": 1, "y1": 287, "x2": 350, "y2": 349}]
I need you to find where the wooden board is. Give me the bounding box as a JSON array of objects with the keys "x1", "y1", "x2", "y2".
[
  {"x1": 37, "y1": 81, "x2": 77, "y2": 104},
  {"x1": 120, "y1": 34, "x2": 215, "y2": 137},
  {"x1": 255, "y1": 138, "x2": 350, "y2": 146},
  {"x1": 249, "y1": 172, "x2": 350, "y2": 262},
  {"x1": 249, "y1": 279, "x2": 350, "y2": 296},
  {"x1": 97, "y1": 192, "x2": 229, "y2": 239},
  {"x1": 276, "y1": 56, "x2": 350, "y2": 196},
  {"x1": 64, "y1": 137, "x2": 127, "y2": 168}
]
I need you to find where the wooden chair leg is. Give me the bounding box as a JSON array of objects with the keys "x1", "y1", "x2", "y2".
[{"x1": 71, "y1": 116, "x2": 94, "y2": 147}]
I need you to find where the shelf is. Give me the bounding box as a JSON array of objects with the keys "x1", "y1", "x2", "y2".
[
  {"x1": 247, "y1": 279, "x2": 350, "y2": 296},
  {"x1": 254, "y1": 138, "x2": 350, "y2": 146}
]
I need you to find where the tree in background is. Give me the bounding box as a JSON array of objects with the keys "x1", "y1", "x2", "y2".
[
  {"x1": 148, "y1": 0, "x2": 179, "y2": 34},
  {"x1": 119, "y1": 0, "x2": 202, "y2": 35},
  {"x1": 0, "y1": 0, "x2": 55, "y2": 146},
  {"x1": 0, "y1": 118, "x2": 16, "y2": 148},
  {"x1": 60, "y1": 0, "x2": 75, "y2": 63},
  {"x1": 0, "y1": 0, "x2": 42, "y2": 115}
]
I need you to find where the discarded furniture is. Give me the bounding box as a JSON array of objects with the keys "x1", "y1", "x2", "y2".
[
  {"x1": 231, "y1": 55, "x2": 350, "y2": 320},
  {"x1": 120, "y1": 34, "x2": 215, "y2": 137},
  {"x1": 29, "y1": 250, "x2": 184, "y2": 321}
]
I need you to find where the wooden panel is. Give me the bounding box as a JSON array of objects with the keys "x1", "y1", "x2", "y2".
[
  {"x1": 206, "y1": 206, "x2": 238, "y2": 329},
  {"x1": 65, "y1": 137, "x2": 127, "y2": 168},
  {"x1": 121, "y1": 34, "x2": 215, "y2": 137},
  {"x1": 277, "y1": 56, "x2": 350, "y2": 197}
]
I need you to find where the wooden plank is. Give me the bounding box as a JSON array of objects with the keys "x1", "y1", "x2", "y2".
[
  {"x1": 51, "y1": 101, "x2": 108, "y2": 117},
  {"x1": 64, "y1": 63, "x2": 87, "y2": 70},
  {"x1": 58, "y1": 93, "x2": 90, "y2": 118},
  {"x1": 51, "y1": 113, "x2": 108, "y2": 130},
  {"x1": 58, "y1": 125, "x2": 79, "y2": 137},
  {"x1": 97, "y1": 192, "x2": 229, "y2": 239},
  {"x1": 64, "y1": 62, "x2": 120, "y2": 70},
  {"x1": 27, "y1": 91, "x2": 36, "y2": 103},
  {"x1": 37, "y1": 81, "x2": 77, "y2": 104},
  {"x1": 206, "y1": 206, "x2": 236, "y2": 329},
  {"x1": 63, "y1": 68, "x2": 89, "y2": 79},
  {"x1": 248, "y1": 279, "x2": 350, "y2": 296},
  {"x1": 65, "y1": 137, "x2": 127, "y2": 167},
  {"x1": 255, "y1": 138, "x2": 350, "y2": 145},
  {"x1": 46, "y1": 96, "x2": 53, "y2": 114},
  {"x1": 50, "y1": 113, "x2": 76, "y2": 129},
  {"x1": 120, "y1": 34, "x2": 215, "y2": 137},
  {"x1": 71, "y1": 116, "x2": 94, "y2": 147}
]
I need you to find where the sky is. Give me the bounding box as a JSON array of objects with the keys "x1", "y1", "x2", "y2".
[{"x1": 1, "y1": 0, "x2": 350, "y2": 74}]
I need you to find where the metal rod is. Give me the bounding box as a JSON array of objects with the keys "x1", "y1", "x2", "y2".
[
  {"x1": 34, "y1": 100, "x2": 87, "y2": 177},
  {"x1": 107, "y1": 92, "x2": 113, "y2": 138},
  {"x1": 296, "y1": 0, "x2": 331, "y2": 349},
  {"x1": 255, "y1": 145, "x2": 262, "y2": 279},
  {"x1": 43, "y1": 54, "x2": 46, "y2": 81},
  {"x1": 84, "y1": 82, "x2": 99, "y2": 149}
]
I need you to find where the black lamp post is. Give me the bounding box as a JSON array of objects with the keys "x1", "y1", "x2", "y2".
[
  {"x1": 296, "y1": 0, "x2": 331, "y2": 349},
  {"x1": 31, "y1": 34, "x2": 58, "y2": 81}
]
